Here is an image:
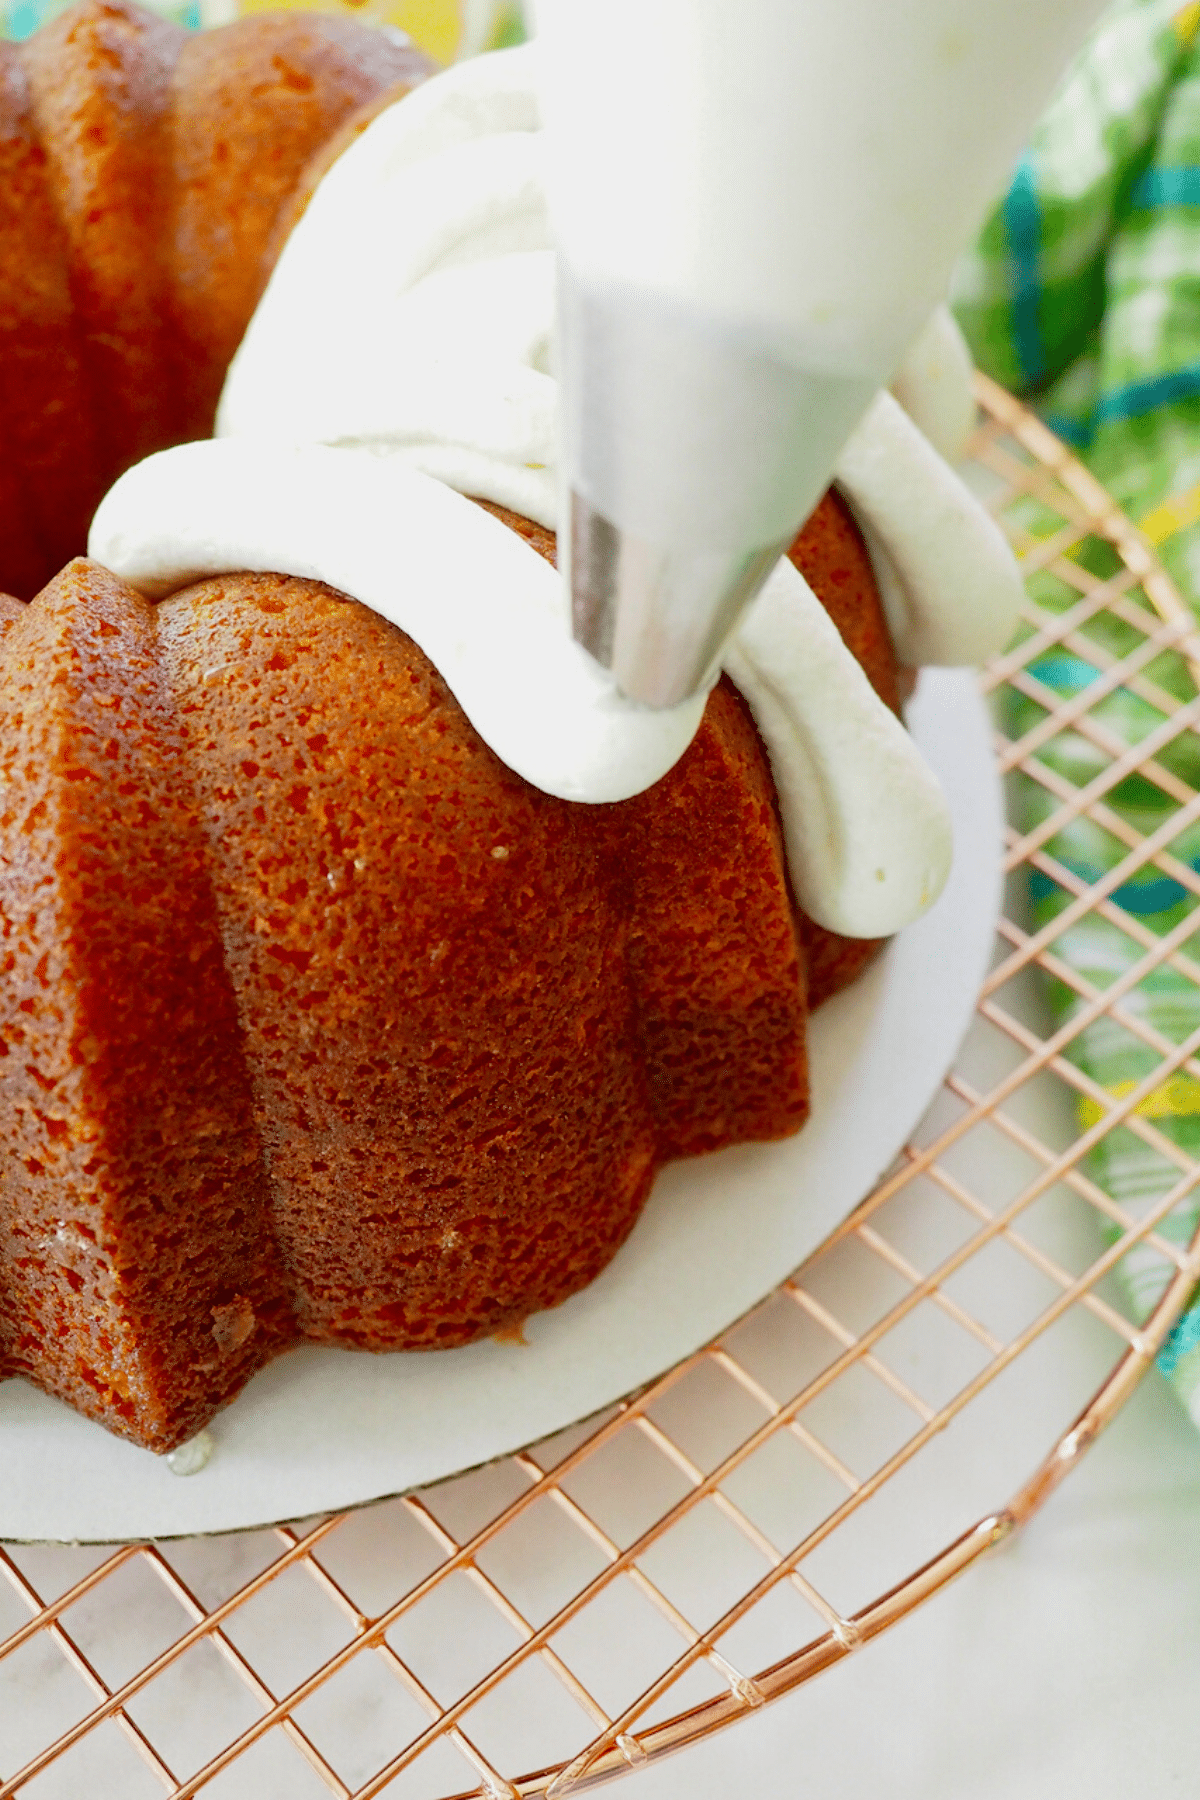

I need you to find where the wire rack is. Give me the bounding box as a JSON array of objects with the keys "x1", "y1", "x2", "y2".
[{"x1": 3, "y1": 377, "x2": 1200, "y2": 1800}]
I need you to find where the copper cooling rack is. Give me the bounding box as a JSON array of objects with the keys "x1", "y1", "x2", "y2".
[{"x1": 3, "y1": 377, "x2": 1200, "y2": 1799}]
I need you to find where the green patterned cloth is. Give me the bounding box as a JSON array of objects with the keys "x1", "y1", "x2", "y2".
[{"x1": 954, "y1": 0, "x2": 1200, "y2": 1430}]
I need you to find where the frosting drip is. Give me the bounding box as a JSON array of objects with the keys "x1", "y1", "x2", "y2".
[
  {"x1": 92, "y1": 440, "x2": 951, "y2": 935},
  {"x1": 91, "y1": 440, "x2": 709, "y2": 808},
  {"x1": 836, "y1": 389, "x2": 1024, "y2": 668},
  {"x1": 93, "y1": 45, "x2": 1023, "y2": 939}
]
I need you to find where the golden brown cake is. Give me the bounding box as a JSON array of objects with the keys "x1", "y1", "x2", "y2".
[
  {"x1": 0, "y1": 0, "x2": 432, "y2": 600},
  {"x1": 0, "y1": 6, "x2": 962, "y2": 1455},
  {"x1": 483, "y1": 495, "x2": 902, "y2": 1012},
  {"x1": 0, "y1": 488, "x2": 897, "y2": 1452}
]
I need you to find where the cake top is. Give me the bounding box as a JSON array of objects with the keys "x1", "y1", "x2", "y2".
[{"x1": 91, "y1": 45, "x2": 1023, "y2": 939}]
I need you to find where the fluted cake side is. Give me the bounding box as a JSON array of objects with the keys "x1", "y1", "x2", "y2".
[{"x1": 0, "y1": 547, "x2": 817, "y2": 1450}]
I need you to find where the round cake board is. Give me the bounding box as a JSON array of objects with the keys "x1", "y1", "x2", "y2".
[{"x1": 0, "y1": 670, "x2": 1001, "y2": 1543}]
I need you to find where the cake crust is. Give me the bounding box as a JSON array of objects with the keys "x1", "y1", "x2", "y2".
[
  {"x1": 476, "y1": 491, "x2": 897, "y2": 1008},
  {"x1": 0, "y1": 0, "x2": 431, "y2": 601},
  {"x1": 0, "y1": 6, "x2": 917, "y2": 1449},
  {"x1": 0, "y1": 558, "x2": 811, "y2": 1448}
]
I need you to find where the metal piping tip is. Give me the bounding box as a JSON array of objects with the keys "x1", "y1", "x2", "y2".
[{"x1": 569, "y1": 491, "x2": 787, "y2": 708}]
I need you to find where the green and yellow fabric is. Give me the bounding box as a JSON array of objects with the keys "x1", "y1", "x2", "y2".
[
  {"x1": 954, "y1": 0, "x2": 1200, "y2": 1430},
  {"x1": 0, "y1": 0, "x2": 526, "y2": 60}
]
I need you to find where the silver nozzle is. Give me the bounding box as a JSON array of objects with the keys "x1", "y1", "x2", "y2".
[
  {"x1": 569, "y1": 493, "x2": 788, "y2": 707},
  {"x1": 558, "y1": 266, "x2": 876, "y2": 708}
]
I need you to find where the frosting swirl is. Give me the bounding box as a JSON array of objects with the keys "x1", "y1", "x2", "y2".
[{"x1": 92, "y1": 45, "x2": 1022, "y2": 939}]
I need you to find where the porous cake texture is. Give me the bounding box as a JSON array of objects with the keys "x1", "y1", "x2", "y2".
[
  {"x1": 0, "y1": 502, "x2": 897, "y2": 1446},
  {"x1": 0, "y1": 0, "x2": 430, "y2": 599}
]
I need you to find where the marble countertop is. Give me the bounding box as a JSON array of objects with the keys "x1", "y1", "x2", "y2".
[{"x1": 635, "y1": 1365, "x2": 1200, "y2": 1800}]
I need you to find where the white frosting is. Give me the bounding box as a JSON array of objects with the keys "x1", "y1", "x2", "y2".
[
  {"x1": 890, "y1": 306, "x2": 977, "y2": 465},
  {"x1": 91, "y1": 47, "x2": 1028, "y2": 939},
  {"x1": 218, "y1": 45, "x2": 1020, "y2": 672},
  {"x1": 218, "y1": 58, "x2": 559, "y2": 529},
  {"x1": 724, "y1": 565, "x2": 951, "y2": 936},
  {"x1": 92, "y1": 442, "x2": 949, "y2": 934},
  {"x1": 90, "y1": 441, "x2": 708, "y2": 808},
  {"x1": 167, "y1": 1430, "x2": 214, "y2": 1476},
  {"x1": 836, "y1": 390, "x2": 1023, "y2": 669}
]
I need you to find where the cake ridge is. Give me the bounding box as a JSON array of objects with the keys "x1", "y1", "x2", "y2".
[
  {"x1": 20, "y1": 1, "x2": 186, "y2": 484},
  {"x1": 0, "y1": 550, "x2": 813, "y2": 1447},
  {"x1": 1, "y1": 515, "x2": 882, "y2": 1448},
  {"x1": 150, "y1": 566, "x2": 667, "y2": 1359},
  {"x1": 0, "y1": 0, "x2": 433, "y2": 605},
  {"x1": 0, "y1": 40, "x2": 101, "y2": 591},
  {"x1": 0, "y1": 559, "x2": 290, "y2": 1450},
  {"x1": 0, "y1": 3, "x2": 1011, "y2": 1452}
]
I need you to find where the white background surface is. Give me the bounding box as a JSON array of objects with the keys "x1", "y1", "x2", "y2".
[
  {"x1": 633, "y1": 1366, "x2": 1200, "y2": 1800},
  {"x1": 631, "y1": 1003, "x2": 1200, "y2": 1800}
]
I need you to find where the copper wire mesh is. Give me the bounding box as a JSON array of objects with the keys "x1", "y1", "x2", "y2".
[{"x1": 3, "y1": 377, "x2": 1200, "y2": 1800}]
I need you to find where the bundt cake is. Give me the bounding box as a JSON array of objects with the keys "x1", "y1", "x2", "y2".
[
  {"x1": 0, "y1": 485, "x2": 902, "y2": 1453},
  {"x1": 0, "y1": 22, "x2": 1024, "y2": 1454},
  {"x1": 0, "y1": 0, "x2": 433, "y2": 601}
]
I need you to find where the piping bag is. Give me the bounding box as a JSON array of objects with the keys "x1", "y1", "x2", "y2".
[{"x1": 535, "y1": 0, "x2": 1107, "y2": 706}]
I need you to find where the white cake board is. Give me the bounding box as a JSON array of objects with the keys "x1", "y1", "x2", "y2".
[{"x1": 0, "y1": 670, "x2": 1000, "y2": 1543}]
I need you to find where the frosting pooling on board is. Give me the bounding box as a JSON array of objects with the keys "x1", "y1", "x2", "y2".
[{"x1": 93, "y1": 46, "x2": 1021, "y2": 938}]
